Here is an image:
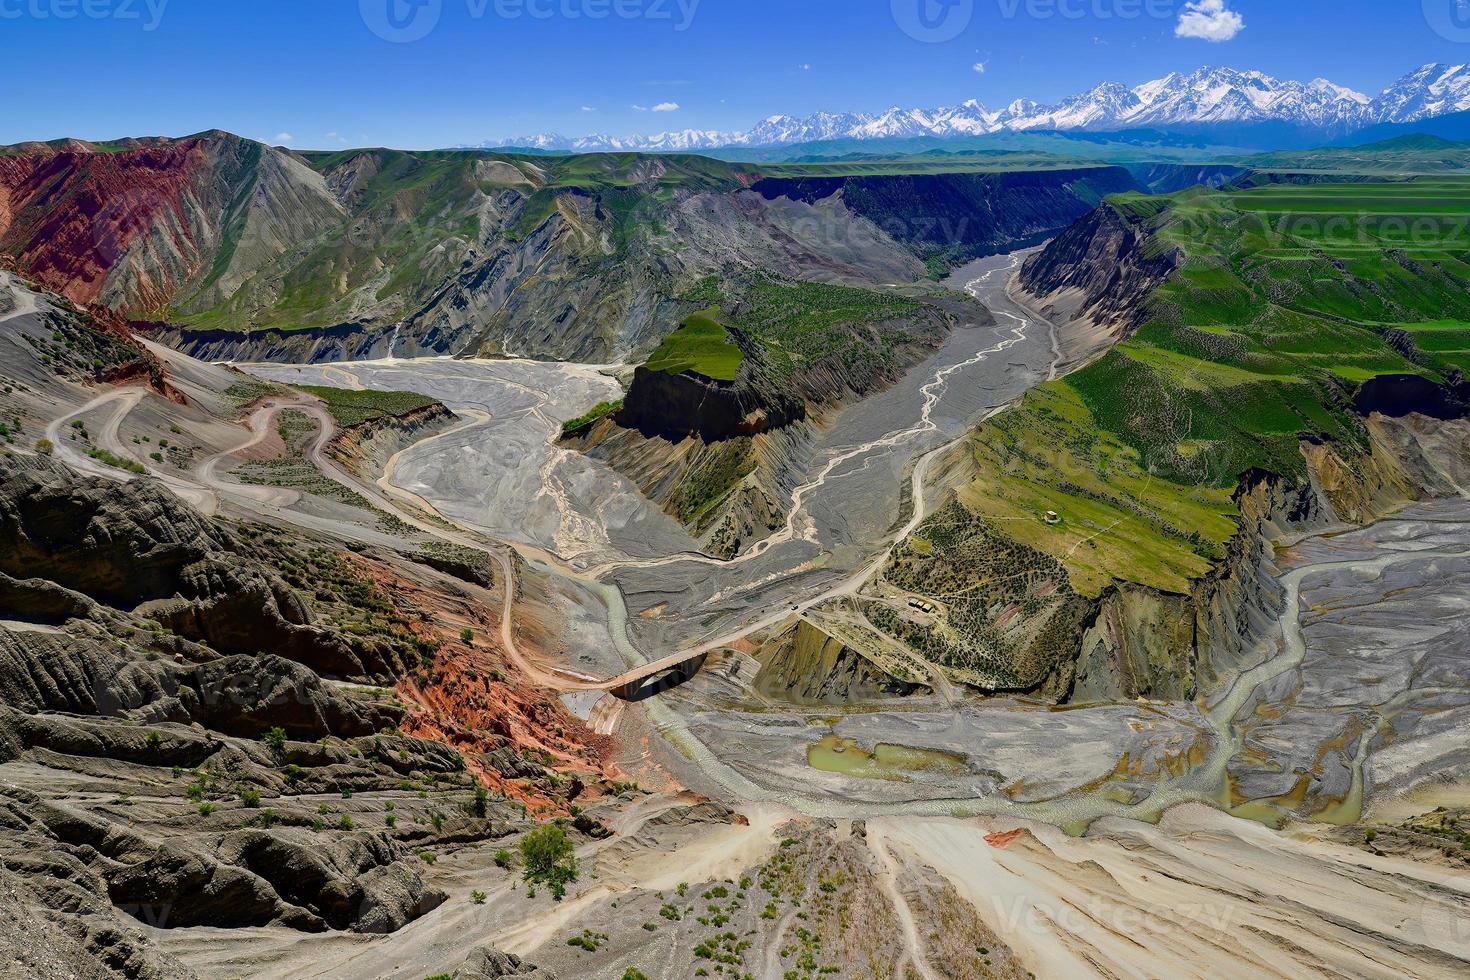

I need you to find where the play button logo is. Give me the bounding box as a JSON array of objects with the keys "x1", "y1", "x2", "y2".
[{"x1": 361, "y1": 0, "x2": 443, "y2": 43}]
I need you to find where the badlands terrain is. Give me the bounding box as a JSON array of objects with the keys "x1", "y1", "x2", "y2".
[{"x1": 2, "y1": 134, "x2": 1470, "y2": 980}]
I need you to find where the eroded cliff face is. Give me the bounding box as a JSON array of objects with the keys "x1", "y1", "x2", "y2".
[
  {"x1": 753, "y1": 619, "x2": 931, "y2": 705},
  {"x1": 5, "y1": 136, "x2": 1152, "y2": 367},
  {"x1": 616, "y1": 361, "x2": 803, "y2": 442},
  {"x1": 570, "y1": 300, "x2": 952, "y2": 557},
  {"x1": 1016, "y1": 201, "x2": 1182, "y2": 369},
  {"x1": 752, "y1": 166, "x2": 1143, "y2": 268},
  {"x1": 0, "y1": 455, "x2": 624, "y2": 968},
  {"x1": 326, "y1": 402, "x2": 458, "y2": 481},
  {"x1": 0, "y1": 132, "x2": 343, "y2": 316},
  {"x1": 1066, "y1": 425, "x2": 1457, "y2": 704}
]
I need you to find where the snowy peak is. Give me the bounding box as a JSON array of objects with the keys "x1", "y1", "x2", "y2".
[
  {"x1": 488, "y1": 63, "x2": 1470, "y2": 152},
  {"x1": 1373, "y1": 63, "x2": 1470, "y2": 123},
  {"x1": 1121, "y1": 66, "x2": 1370, "y2": 128}
]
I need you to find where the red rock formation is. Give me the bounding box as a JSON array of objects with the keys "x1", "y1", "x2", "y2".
[
  {"x1": 0, "y1": 139, "x2": 210, "y2": 310},
  {"x1": 343, "y1": 555, "x2": 623, "y2": 816}
]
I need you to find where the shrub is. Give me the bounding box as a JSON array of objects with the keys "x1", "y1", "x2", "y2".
[
  {"x1": 493, "y1": 848, "x2": 513, "y2": 869},
  {"x1": 520, "y1": 824, "x2": 578, "y2": 901},
  {"x1": 337, "y1": 815, "x2": 355, "y2": 831},
  {"x1": 34, "y1": 438, "x2": 53, "y2": 455},
  {"x1": 460, "y1": 627, "x2": 474, "y2": 644},
  {"x1": 240, "y1": 787, "x2": 261, "y2": 808},
  {"x1": 471, "y1": 890, "x2": 487, "y2": 905},
  {"x1": 197, "y1": 802, "x2": 216, "y2": 816},
  {"x1": 261, "y1": 727, "x2": 288, "y2": 761}
]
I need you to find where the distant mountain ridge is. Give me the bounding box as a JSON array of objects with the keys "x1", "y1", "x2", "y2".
[{"x1": 491, "y1": 64, "x2": 1470, "y2": 153}]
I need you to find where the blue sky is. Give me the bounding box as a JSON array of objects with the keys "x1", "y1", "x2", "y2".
[{"x1": 2, "y1": 0, "x2": 1466, "y2": 147}]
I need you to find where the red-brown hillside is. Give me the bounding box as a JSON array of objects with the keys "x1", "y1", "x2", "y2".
[{"x1": 0, "y1": 131, "x2": 341, "y2": 317}]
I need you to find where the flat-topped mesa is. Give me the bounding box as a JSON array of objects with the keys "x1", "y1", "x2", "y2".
[{"x1": 616, "y1": 360, "x2": 803, "y2": 442}]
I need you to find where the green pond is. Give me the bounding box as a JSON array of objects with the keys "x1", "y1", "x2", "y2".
[{"x1": 807, "y1": 735, "x2": 967, "y2": 780}]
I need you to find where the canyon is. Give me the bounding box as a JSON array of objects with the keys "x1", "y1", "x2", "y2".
[{"x1": 4, "y1": 136, "x2": 1470, "y2": 980}]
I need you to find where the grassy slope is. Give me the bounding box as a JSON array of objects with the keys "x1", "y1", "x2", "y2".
[
  {"x1": 1238, "y1": 136, "x2": 1470, "y2": 175},
  {"x1": 642, "y1": 310, "x2": 744, "y2": 381},
  {"x1": 297, "y1": 384, "x2": 440, "y2": 428},
  {"x1": 678, "y1": 276, "x2": 928, "y2": 386},
  {"x1": 941, "y1": 176, "x2": 1470, "y2": 598}
]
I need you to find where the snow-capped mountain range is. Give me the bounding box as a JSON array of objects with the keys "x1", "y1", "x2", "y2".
[{"x1": 489, "y1": 64, "x2": 1470, "y2": 153}]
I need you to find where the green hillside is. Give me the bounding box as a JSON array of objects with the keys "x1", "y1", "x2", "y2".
[
  {"x1": 942, "y1": 177, "x2": 1470, "y2": 597},
  {"x1": 643, "y1": 310, "x2": 744, "y2": 381}
]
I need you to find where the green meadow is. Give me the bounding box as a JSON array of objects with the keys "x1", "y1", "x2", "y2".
[{"x1": 642, "y1": 310, "x2": 745, "y2": 381}]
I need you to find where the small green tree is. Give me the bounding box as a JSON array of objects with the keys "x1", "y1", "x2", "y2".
[
  {"x1": 460, "y1": 627, "x2": 475, "y2": 644},
  {"x1": 260, "y1": 726, "x2": 288, "y2": 761},
  {"x1": 520, "y1": 824, "x2": 578, "y2": 900}
]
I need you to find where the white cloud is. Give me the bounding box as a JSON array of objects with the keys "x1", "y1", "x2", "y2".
[
  {"x1": 1175, "y1": 0, "x2": 1243, "y2": 42},
  {"x1": 274, "y1": 132, "x2": 294, "y2": 144},
  {"x1": 972, "y1": 60, "x2": 987, "y2": 74},
  {"x1": 631, "y1": 104, "x2": 648, "y2": 111},
  {"x1": 581, "y1": 106, "x2": 597, "y2": 112},
  {"x1": 652, "y1": 102, "x2": 679, "y2": 112},
  {"x1": 798, "y1": 63, "x2": 812, "y2": 71}
]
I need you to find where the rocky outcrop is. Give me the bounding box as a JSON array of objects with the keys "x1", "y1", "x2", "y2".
[
  {"x1": 1017, "y1": 200, "x2": 1182, "y2": 366},
  {"x1": 0, "y1": 454, "x2": 234, "y2": 607},
  {"x1": 755, "y1": 620, "x2": 930, "y2": 705},
  {"x1": 0, "y1": 784, "x2": 446, "y2": 935},
  {"x1": 617, "y1": 361, "x2": 803, "y2": 442},
  {"x1": 328, "y1": 402, "x2": 458, "y2": 479},
  {"x1": 452, "y1": 946, "x2": 558, "y2": 979},
  {"x1": 0, "y1": 456, "x2": 413, "y2": 682},
  {"x1": 105, "y1": 828, "x2": 446, "y2": 932}
]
